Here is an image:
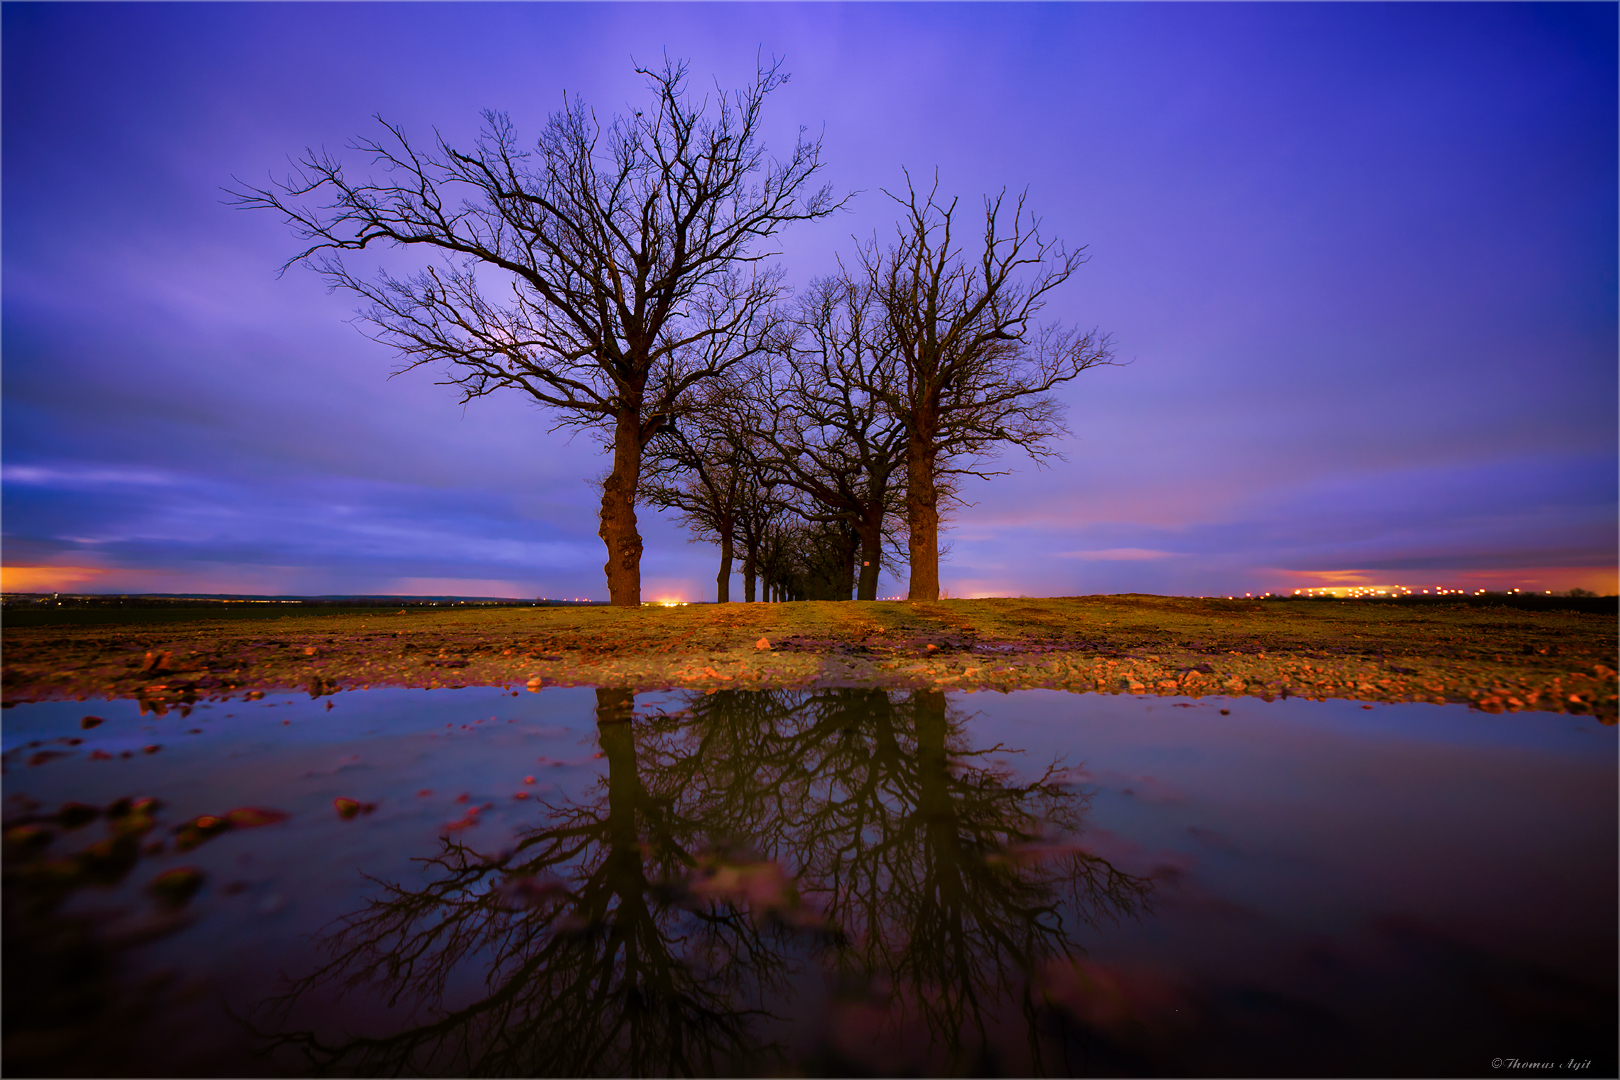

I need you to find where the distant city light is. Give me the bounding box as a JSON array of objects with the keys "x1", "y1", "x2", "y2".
[
  {"x1": 1281, "y1": 584, "x2": 1551, "y2": 599},
  {"x1": 1292, "y1": 585, "x2": 1412, "y2": 598}
]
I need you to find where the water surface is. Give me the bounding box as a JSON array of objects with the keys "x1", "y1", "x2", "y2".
[{"x1": 4, "y1": 688, "x2": 1613, "y2": 1076}]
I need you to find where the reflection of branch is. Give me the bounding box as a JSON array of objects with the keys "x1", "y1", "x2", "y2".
[
  {"x1": 256, "y1": 688, "x2": 1152, "y2": 1076},
  {"x1": 256, "y1": 690, "x2": 789, "y2": 1076}
]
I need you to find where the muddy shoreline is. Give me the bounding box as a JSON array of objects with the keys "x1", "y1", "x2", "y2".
[{"x1": 4, "y1": 596, "x2": 1614, "y2": 722}]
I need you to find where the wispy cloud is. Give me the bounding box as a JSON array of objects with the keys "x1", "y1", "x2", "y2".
[
  {"x1": 1058, "y1": 548, "x2": 1179, "y2": 561},
  {"x1": 1, "y1": 464, "x2": 190, "y2": 488}
]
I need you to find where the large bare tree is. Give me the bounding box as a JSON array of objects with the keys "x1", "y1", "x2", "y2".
[
  {"x1": 862, "y1": 175, "x2": 1117, "y2": 601},
  {"x1": 230, "y1": 59, "x2": 840, "y2": 605}
]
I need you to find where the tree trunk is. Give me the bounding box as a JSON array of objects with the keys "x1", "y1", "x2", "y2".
[
  {"x1": 913, "y1": 689, "x2": 951, "y2": 821},
  {"x1": 856, "y1": 505, "x2": 884, "y2": 601},
  {"x1": 595, "y1": 688, "x2": 651, "y2": 907},
  {"x1": 905, "y1": 428, "x2": 940, "y2": 601},
  {"x1": 716, "y1": 528, "x2": 734, "y2": 603},
  {"x1": 837, "y1": 528, "x2": 858, "y2": 601},
  {"x1": 599, "y1": 409, "x2": 645, "y2": 607},
  {"x1": 743, "y1": 549, "x2": 757, "y2": 603}
]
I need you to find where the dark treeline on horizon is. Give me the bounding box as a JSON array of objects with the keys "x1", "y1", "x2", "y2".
[
  {"x1": 1269, "y1": 592, "x2": 1617, "y2": 615},
  {"x1": 0, "y1": 594, "x2": 602, "y2": 609},
  {"x1": 3, "y1": 592, "x2": 1610, "y2": 617}
]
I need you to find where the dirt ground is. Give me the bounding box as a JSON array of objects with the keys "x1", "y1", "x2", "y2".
[{"x1": 4, "y1": 595, "x2": 1614, "y2": 723}]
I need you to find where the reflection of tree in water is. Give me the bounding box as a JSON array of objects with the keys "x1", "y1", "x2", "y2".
[
  {"x1": 839, "y1": 690, "x2": 1149, "y2": 1070},
  {"x1": 680, "y1": 688, "x2": 1153, "y2": 1073},
  {"x1": 258, "y1": 689, "x2": 1151, "y2": 1076}
]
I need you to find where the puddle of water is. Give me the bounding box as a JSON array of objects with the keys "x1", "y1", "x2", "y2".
[{"x1": 3, "y1": 688, "x2": 1613, "y2": 1076}]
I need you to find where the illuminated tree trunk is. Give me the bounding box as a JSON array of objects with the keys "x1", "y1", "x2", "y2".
[
  {"x1": 856, "y1": 506, "x2": 885, "y2": 602},
  {"x1": 716, "y1": 530, "x2": 734, "y2": 604},
  {"x1": 905, "y1": 430, "x2": 941, "y2": 602},
  {"x1": 600, "y1": 409, "x2": 646, "y2": 607}
]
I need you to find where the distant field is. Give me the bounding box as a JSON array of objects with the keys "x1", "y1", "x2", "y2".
[
  {"x1": 0, "y1": 605, "x2": 407, "y2": 627},
  {"x1": 5, "y1": 595, "x2": 1614, "y2": 721},
  {"x1": 0, "y1": 598, "x2": 584, "y2": 628}
]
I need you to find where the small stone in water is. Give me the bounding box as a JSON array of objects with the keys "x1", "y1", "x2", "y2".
[
  {"x1": 333, "y1": 798, "x2": 374, "y2": 819},
  {"x1": 147, "y1": 866, "x2": 205, "y2": 909},
  {"x1": 224, "y1": 807, "x2": 289, "y2": 829},
  {"x1": 57, "y1": 802, "x2": 101, "y2": 829}
]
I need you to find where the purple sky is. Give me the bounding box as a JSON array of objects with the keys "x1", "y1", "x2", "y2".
[{"x1": 4, "y1": 2, "x2": 1615, "y2": 601}]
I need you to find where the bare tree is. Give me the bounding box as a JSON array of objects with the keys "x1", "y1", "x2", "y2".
[
  {"x1": 860, "y1": 174, "x2": 1118, "y2": 602},
  {"x1": 733, "y1": 479, "x2": 791, "y2": 602},
  {"x1": 748, "y1": 277, "x2": 909, "y2": 601},
  {"x1": 229, "y1": 59, "x2": 841, "y2": 606},
  {"x1": 639, "y1": 377, "x2": 762, "y2": 603}
]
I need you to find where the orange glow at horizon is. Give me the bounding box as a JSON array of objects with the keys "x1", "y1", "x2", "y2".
[
  {"x1": 0, "y1": 566, "x2": 115, "y2": 592},
  {"x1": 1275, "y1": 566, "x2": 1617, "y2": 596}
]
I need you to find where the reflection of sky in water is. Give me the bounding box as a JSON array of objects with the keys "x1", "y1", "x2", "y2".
[
  {"x1": 970, "y1": 693, "x2": 1615, "y2": 975},
  {"x1": 4, "y1": 689, "x2": 1614, "y2": 1076}
]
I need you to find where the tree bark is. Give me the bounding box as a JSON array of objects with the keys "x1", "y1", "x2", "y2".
[
  {"x1": 913, "y1": 689, "x2": 951, "y2": 821},
  {"x1": 715, "y1": 529, "x2": 734, "y2": 603},
  {"x1": 743, "y1": 550, "x2": 757, "y2": 603},
  {"x1": 905, "y1": 429, "x2": 941, "y2": 601},
  {"x1": 600, "y1": 409, "x2": 646, "y2": 607},
  {"x1": 856, "y1": 513, "x2": 883, "y2": 601},
  {"x1": 837, "y1": 529, "x2": 858, "y2": 601}
]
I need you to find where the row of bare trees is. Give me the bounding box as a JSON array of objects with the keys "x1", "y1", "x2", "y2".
[{"x1": 234, "y1": 59, "x2": 1114, "y2": 605}]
